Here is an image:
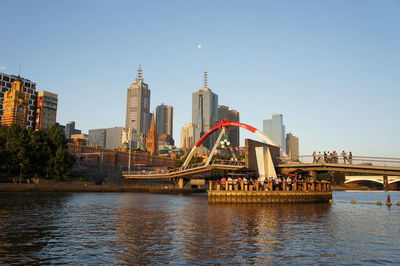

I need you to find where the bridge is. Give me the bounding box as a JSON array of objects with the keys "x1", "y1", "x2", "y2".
[
  {"x1": 278, "y1": 155, "x2": 400, "y2": 176},
  {"x1": 122, "y1": 120, "x2": 400, "y2": 188},
  {"x1": 344, "y1": 176, "x2": 400, "y2": 185},
  {"x1": 122, "y1": 120, "x2": 277, "y2": 187},
  {"x1": 123, "y1": 159, "x2": 245, "y2": 179}
]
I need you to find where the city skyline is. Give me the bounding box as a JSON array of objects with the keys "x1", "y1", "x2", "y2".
[{"x1": 1, "y1": 0, "x2": 399, "y2": 157}]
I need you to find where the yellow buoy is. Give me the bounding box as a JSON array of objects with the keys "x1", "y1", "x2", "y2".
[
  {"x1": 329, "y1": 199, "x2": 333, "y2": 204},
  {"x1": 397, "y1": 202, "x2": 400, "y2": 206},
  {"x1": 376, "y1": 201, "x2": 382, "y2": 205},
  {"x1": 351, "y1": 200, "x2": 356, "y2": 204},
  {"x1": 386, "y1": 202, "x2": 392, "y2": 207}
]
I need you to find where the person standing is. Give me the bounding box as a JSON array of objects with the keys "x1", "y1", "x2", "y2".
[
  {"x1": 312, "y1": 151, "x2": 317, "y2": 163},
  {"x1": 332, "y1": 151, "x2": 338, "y2": 163},
  {"x1": 341, "y1": 151, "x2": 348, "y2": 164},
  {"x1": 349, "y1": 152, "x2": 353, "y2": 164}
]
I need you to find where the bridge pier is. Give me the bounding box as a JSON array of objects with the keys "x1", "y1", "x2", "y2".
[
  {"x1": 177, "y1": 178, "x2": 185, "y2": 189},
  {"x1": 383, "y1": 175, "x2": 389, "y2": 191}
]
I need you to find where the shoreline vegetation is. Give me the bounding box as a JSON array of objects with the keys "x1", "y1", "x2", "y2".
[{"x1": 0, "y1": 124, "x2": 75, "y2": 182}]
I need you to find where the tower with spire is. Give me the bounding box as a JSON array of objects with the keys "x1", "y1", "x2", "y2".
[
  {"x1": 1, "y1": 77, "x2": 30, "y2": 127},
  {"x1": 191, "y1": 71, "x2": 219, "y2": 150},
  {"x1": 146, "y1": 113, "x2": 158, "y2": 155},
  {"x1": 125, "y1": 64, "x2": 152, "y2": 138}
]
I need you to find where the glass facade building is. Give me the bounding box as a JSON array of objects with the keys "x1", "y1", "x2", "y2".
[{"x1": 263, "y1": 114, "x2": 286, "y2": 152}]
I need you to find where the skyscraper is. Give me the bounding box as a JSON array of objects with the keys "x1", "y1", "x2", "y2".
[
  {"x1": 263, "y1": 114, "x2": 286, "y2": 151},
  {"x1": 192, "y1": 72, "x2": 218, "y2": 149},
  {"x1": 35, "y1": 91, "x2": 58, "y2": 130},
  {"x1": 156, "y1": 104, "x2": 173, "y2": 137},
  {"x1": 286, "y1": 132, "x2": 299, "y2": 161},
  {"x1": 218, "y1": 105, "x2": 240, "y2": 148},
  {"x1": 125, "y1": 65, "x2": 151, "y2": 137},
  {"x1": 0, "y1": 73, "x2": 37, "y2": 128}
]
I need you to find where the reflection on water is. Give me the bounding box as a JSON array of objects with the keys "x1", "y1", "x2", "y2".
[{"x1": 0, "y1": 192, "x2": 399, "y2": 264}]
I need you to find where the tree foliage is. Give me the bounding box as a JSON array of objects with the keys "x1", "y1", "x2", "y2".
[
  {"x1": 175, "y1": 154, "x2": 204, "y2": 167},
  {"x1": 0, "y1": 124, "x2": 76, "y2": 180}
]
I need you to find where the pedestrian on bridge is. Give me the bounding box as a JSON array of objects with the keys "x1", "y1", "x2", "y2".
[
  {"x1": 349, "y1": 152, "x2": 353, "y2": 164},
  {"x1": 312, "y1": 151, "x2": 317, "y2": 163},
  {"x1": 327, "y1": 152, "x2": 332, "y2": 163},
  {"x1": 341, "y1": 151, "x2": 348, "y2": 164},
  {"x1": 333, "y1": 151, "x2": 338, "y2": 163}
]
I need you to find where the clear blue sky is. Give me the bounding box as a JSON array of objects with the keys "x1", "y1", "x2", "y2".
[{"x1": 1, "y1": 0, "x2": 399, "y2": 157}]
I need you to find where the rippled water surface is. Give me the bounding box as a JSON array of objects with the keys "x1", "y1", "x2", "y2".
[{"x1": 0, "y1": 191, "x2": 399, "y2": 264}]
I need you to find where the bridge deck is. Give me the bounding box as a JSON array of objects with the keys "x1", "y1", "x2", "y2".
[
  {"x1": 123, "y1": 160, "x2": 245, "y2": 179},
  {"x1": 278, "y1": 162, "x2": 400, "y2": 176}
]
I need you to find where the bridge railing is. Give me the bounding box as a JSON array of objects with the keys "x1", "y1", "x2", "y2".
[
  {"x1": 122, "y1": 159, "x2": 244, "y2": 176},
  {"x1": 280, "y1": 155, "x2": 400, "y2": 168},
  {"x1": 210, "y1": 159, "x2": 245, "y2": 166}
]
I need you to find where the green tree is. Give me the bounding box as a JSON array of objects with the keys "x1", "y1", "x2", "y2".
[
  {"x1": 26, "y1": 129, "x2": 51, "y2": 178},
  {"x1": 45, "y1": 126, "x2": 76, "y2": 180},
  {"x1": 0, "y1": 124, "x2": 76, "y2": 181},
  {"x1": 0, "y1": 124, "x2": 30, "y2": 177}
]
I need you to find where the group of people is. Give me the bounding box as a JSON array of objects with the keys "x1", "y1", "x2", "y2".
[
  {"x1": 217, "y1": 175, "x2": 316, "y2": 191},
  {"x1": 312, "y1": 151, "x2": 353, "y2": 164}
]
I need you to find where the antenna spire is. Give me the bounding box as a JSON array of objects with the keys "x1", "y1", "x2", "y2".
[
  {"x1": 137, "y1": 64, "x2": 143, "y2": 80},
  {"x1": 203, "y1": 71, "x2": 208, "y2": 88},
  {"x1": 18, "y1": 64, "x2": 21, "y2": 77}
]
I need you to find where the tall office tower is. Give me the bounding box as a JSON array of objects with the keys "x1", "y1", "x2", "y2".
[
  {"x1": 263, "y1": 114, "x2": 286, "y2": 151},
  {"x1": 1, "y1": 78, "x2": 30, "y2": 127},
  {"x1": 146, "y1": 113, "x2": 158, "y2": 155},
  {"x1": 180, "y1": 122, "x2": 200, "y2": 154},
  {"x1": 0, "y1": 73, "x2": 37, "y2": 128},
  {"x1": 218, "y1": 105, "x2": 240, "y2": 148},
  {"x1": 156, "y1": 104, "x2": 173, "y2": 137},
  {"x1": 35, "y1": 91, "x2": 58, "y2": 130},
  {"x1": 125, "y1": 65, "x2": 151, "y2": 137},
  {"x1": 192, "y1": 72, "x2": 218, "y2": 149},
  {"x1": 65, "y1": 121, "x2": 81, "y2": 139},
  {"x1": 285, "y1": 132, "x2": 299, "y2": 161}
]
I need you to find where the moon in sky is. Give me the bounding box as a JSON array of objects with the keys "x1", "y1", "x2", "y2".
[{"x1": 197, "y1": 44, "x2": 202, "y2": 49}]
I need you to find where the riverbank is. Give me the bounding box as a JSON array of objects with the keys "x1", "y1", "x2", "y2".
[{"x1": 0, "y1": 180, "x2": 207, "y2": 194}]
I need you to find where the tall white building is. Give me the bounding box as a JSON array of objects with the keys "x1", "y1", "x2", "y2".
[
  {"x1": 191, "y1": 72, "x2": 218, "y2": 149},
  {"x1": 125, "y1": 65, "x2": 151, "y2": 137},
  {"x1": 263, "y1": 114, "x2": 286, "y2": 152}
]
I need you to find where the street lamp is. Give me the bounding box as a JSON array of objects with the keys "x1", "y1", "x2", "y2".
[{"x1": 128, "y1": 120, "x2": 135, "y2": 172}]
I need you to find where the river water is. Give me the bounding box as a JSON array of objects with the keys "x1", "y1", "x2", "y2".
[{"x1": 0, "y1": 191, "x2": 399, "y2": 264}]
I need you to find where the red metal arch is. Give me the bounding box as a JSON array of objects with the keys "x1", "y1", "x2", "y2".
[{"x1": 195, "y1": 120, "x2": 261, "y2": 147}]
